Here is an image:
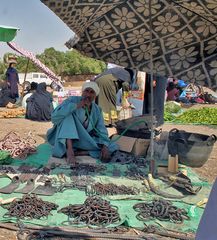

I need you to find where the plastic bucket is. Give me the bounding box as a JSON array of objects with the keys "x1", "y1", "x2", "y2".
[{"x1": 168, "y1": 128, "x2": 216, "y2": 167}]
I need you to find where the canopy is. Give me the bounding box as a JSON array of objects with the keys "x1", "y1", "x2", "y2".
[
  {"x1": 41, "y1": 0, "x2": 217, "y2": 89},
  {"x1": 0, "y1": 25, "x2": 19, "y2": 42}
]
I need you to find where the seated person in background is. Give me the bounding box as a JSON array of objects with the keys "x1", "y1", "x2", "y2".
[
  {"x1": 26, "y1": 82, "x2": 54, "y2": 121},
  {"x1": 166, "y1": 82, "x2": 179, "y2": 101},
  {"x1": 0, "y1": 82, "x2": 16, "y2": 107},
  {"x1": 47, "y1": 81, "x2": 118, "y2": 166},
  {"x1": 22, "y1": 82, "x2": 38, "y2": 108}
]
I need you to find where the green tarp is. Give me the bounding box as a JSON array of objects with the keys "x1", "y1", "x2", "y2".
[{"x1": 0, "y1": 144, "x2": 212, "y2": 233}]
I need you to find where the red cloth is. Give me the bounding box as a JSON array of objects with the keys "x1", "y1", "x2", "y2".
[{"x1": 167, "y1": 88, "x2": 179, "y2": 101}]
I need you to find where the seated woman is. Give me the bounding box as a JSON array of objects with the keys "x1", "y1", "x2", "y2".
[
  {"x1": 0, "y1": 82, "x2": 16, "y2": 107},
  {"x1": 22, "y1": 82, "x2": 38, "y2": 108},
  {"x1": 47, "y1": 81, "x2": 118, "y2": 166},
  {"x1": 26, "y1": 82, "x2": 53, "y2": 121}
]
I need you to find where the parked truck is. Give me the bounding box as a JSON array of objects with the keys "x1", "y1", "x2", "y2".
[{"x1": 18, "y1": 72, "x2": 53, "y2": 89}]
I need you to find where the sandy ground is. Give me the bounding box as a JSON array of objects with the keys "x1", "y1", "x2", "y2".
[{"x1": 0, "y1": 117, "x2": 216, "y2": 182}]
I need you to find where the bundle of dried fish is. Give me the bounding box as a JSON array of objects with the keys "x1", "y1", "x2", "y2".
[
  {"x1": 87, "y1": 183, "x2": 139, "y2": 196},
  {"x1": 3, "y1": 194, "x2": 58, "y2": 219},
  {"x1": 0, "y1": 166, "x2": 16, "y2": 174},
  {"x1": 70, "y1": 175, "x2": 95, "y2": 190},
  {"x1": 17, "y1": 165, "x2": 50, "y2": 175},
  {"x1": 59, "y1": 196, "x2": 120, "y2": 226},
  {"x1": 134, "y1": 198, "x2": 189, "y2": 224},
  {"x1": 159, "y1": 172, "x2": 202, "y2": 195},
  {"x1": 125, "y1": 165, "x2": 147, "y2": 180},
  {"x1": 110, "y1": 151, "x2": 135, "y2": 165},
  {"x1": 147, "y1": 174, "x2": 184, "y2": 199},
  {"x1": 111, "y1": 151, "x2": 148, "y2": 167},
  {"x1": 70, "y1": 163, "x2": 106, "y2": 176},
  {"x1": 0, "y1": 132, "x2": 37, "y2": 159}
]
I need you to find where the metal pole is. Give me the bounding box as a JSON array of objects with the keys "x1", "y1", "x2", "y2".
[
  {"x1": 20, "y1": 58, "x2": 30, "y2": 98},
  {"x1": 148, "y1": 0, "x2": 156, "y2": 176}
]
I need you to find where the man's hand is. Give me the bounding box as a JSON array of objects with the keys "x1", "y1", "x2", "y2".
[
  {"x1": 77, "y1": 97, "x2": 91, "y2": 109},
  {"x1": 100, "y1": 145, "x2": 111, "y2": 163}
]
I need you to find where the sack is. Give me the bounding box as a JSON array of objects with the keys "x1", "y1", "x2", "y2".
[
  {"x1": 168, "y1": 128, "x2": 216, "y2": 167},
  {"x1": 203, "y1": 92, "x2": 217, "y2": 104}
]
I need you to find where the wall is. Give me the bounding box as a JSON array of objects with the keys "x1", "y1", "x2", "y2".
[{"x1": 63, "y1": 74, "x2": 96, "y2": 87}]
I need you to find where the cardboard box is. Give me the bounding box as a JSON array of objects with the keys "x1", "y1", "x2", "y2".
[{"x1": 112, "y1": 135, "x2": 150, "y2": 156}]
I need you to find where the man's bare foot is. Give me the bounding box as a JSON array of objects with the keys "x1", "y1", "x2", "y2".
[
  {"x1": 74, "y1": 150, "x2": 89, "y2": 156},
  {"x1": 66, "y1": 149, "x2": 77, "y2": 166}
]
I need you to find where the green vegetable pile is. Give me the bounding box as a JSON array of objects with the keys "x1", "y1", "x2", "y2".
[
  {"x1": 0, "y1": 150, "x2": 12, "y2": 165},
  {"x1": 174, "y1": 107, "x2": 217, "y2": 125},
  {"x1": 164, "y1": 101, "x2": 182, "y2": 122}
]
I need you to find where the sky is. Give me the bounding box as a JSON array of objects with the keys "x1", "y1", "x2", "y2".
[{"x1": 0, "y1": 0, "x2": 74, "y2": 59}]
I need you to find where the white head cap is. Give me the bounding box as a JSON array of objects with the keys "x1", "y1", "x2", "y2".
[{"x1": 82, "y1": 81, "x2": 100, "y2": 96}]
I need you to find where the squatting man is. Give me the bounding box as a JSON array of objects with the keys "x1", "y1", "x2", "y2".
[{"x1": 47, "y1": 81, "x2": 118, "y2": 166}]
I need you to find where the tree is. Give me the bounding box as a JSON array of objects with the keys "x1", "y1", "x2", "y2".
[{"x1": 2, "y1": 47, "x2": 106, "y2": 76}]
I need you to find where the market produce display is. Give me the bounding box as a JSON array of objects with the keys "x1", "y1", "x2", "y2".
[
  {"x1": 175, "y1": 107, "x2": 217, "y2": 125},
  {"x1": 0, "y1": 108, "x2": 25, "y2": 118}
]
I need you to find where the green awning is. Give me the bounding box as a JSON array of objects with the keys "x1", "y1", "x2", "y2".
[{"x1": 0, "y1": 25, "x2": 19, "y2": 42}]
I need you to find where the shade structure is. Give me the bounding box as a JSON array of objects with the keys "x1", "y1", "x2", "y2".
[
  {"x1": 0, "y1": 25, "x2": 19, "y2": 42},
  {"x1": 41, "y1": 0, "x2": 217, "y2": 89}
]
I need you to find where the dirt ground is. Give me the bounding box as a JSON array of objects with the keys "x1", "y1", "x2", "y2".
[{"x1": 0, "y1": 113, "x2": 216, "y2": 239}]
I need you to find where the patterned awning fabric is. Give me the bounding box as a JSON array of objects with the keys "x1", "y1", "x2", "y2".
[
  {"x1": 41, "y1": 0, "x2": 217, "y2": 88},
  {"x1": 7, "y1": 42, "x2": 63, "y2": 87}
]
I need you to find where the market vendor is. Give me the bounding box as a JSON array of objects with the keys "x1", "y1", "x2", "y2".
[
  {"x1": 26, "y1": 82, "x2": 54, "y2": 121},
  {"x1": 0, "y1": 82, "x2": 16, "y2": 107},
  {"x1": 47, "y1": 81, "x2": 118, "y2": 166}
]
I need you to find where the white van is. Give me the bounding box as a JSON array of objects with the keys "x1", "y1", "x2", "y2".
[{"x1": 18, "y1": 72, "x2": 53, "y2": 89}]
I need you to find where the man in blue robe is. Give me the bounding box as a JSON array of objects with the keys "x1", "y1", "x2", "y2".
[{"x1": 47, "y1": 81, "x2": 118, "y2": 166}]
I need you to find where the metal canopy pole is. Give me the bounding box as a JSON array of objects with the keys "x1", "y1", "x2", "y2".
[
  {"x1": 148, "y1": 0, "x2": 156, "y2": 176},
  {"x1": 20, "y1": 58, "x2": 30, "y2": 98}
]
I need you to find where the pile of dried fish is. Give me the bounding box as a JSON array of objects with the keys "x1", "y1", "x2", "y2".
[
  {"x1": 70, "y1": 175, "x2": 95, "y2": 190},
  {"x1": 134, "y1": 198, "x2": 189, "y2": 224},
  {"x1": 111, "y1": 151, "x2": 148, "y2": 167},
  {"x1": 87, "y1": 183, "x2": 139, "y2": 196},
  {"x1": 0, "y1": 132, "x2": 37, "y2": 159},
  {"x1": 159, "y1": 173, "x2": 202, "y2": 195},
  {"x1": 125, "y1": 165, "x2": 147, "y2": 180},
  {"x1": 3, "y1": 194, "x2": 58, "y2": 219},
  {"x1": 70, "y1": 163, "x2": 106, "y2": 176},
  {"x1": 147, "y1": 174, "x2": 184, "y2": 199},
  {"x1": 0, "y1": 166, "x2": 16, "y2": 174},
  {"x1": 59, "y1": 196, "x2": 120, "y2": 226},
  {"x1": 17, "y1": 165, "x2": 50, "y2": 175},
  {"x1": 111, "y1": 151, "x2": 136, "y2": 164}
]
